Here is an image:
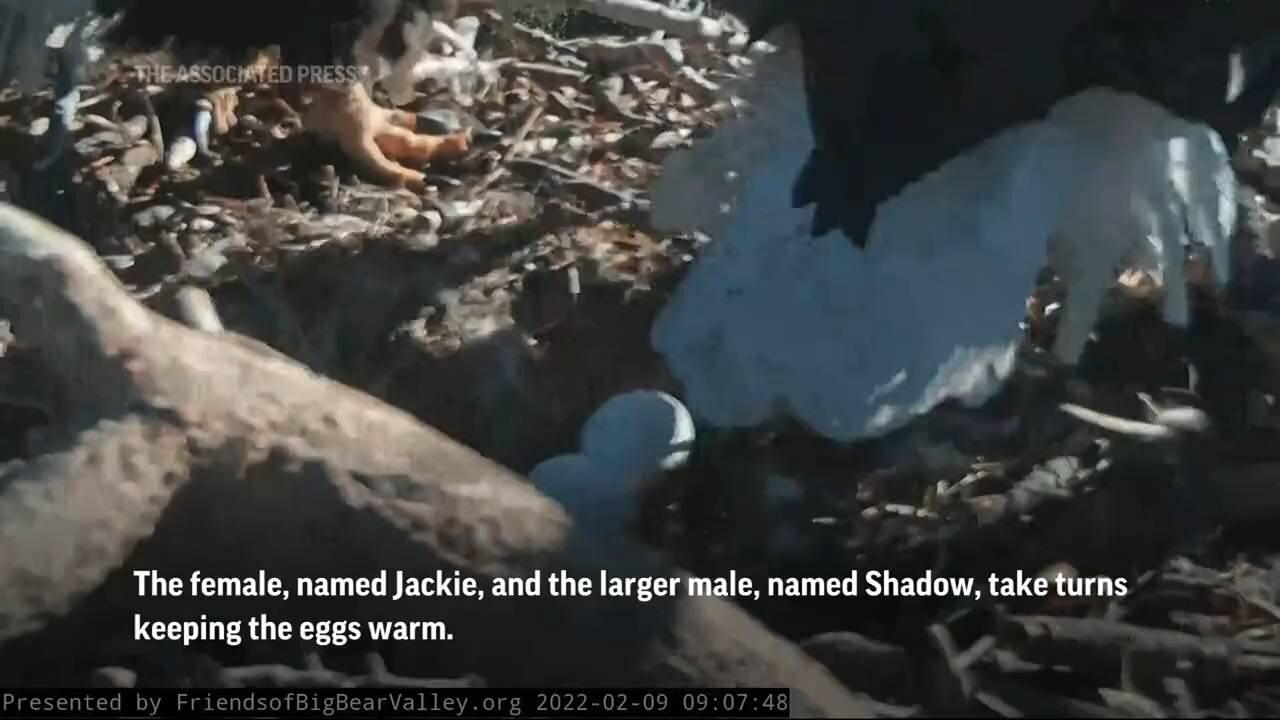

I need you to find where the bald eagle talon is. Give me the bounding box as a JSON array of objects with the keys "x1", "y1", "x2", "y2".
[{"x1": 303, "y1": 83, "x2": 470, "y2": 189}]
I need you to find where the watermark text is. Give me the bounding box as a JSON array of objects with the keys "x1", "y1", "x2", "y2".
[{"x1": 136, "y1": 64, "x2": 365, "y2": 85}]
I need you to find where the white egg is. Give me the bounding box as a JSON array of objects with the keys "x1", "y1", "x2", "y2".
[
  {"x1": 528, "y1": 453, "x2": 632, "y2": 533},
  {"x1": 530, "y1": 454, "x2": 603, "y2": 502},
  {"x1": 580, "y1": 391, "x2": 696, "y2": 478}
]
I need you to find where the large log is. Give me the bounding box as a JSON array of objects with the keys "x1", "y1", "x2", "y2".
[{"x1": 0, "y1": 204, "x2": 880, "y2": 716}]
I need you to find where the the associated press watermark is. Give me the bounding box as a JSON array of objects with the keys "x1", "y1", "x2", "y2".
[{"x1": 136, "y1": 64, "x2": 365, "y2": 85}]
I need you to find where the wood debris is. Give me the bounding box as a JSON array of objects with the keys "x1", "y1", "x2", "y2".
[{"x1": 2, "y1": 2, "x2": 1280, "y2": 716}]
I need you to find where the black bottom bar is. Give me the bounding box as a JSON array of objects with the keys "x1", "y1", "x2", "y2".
[{"x1": 0, "y1": 688, "x2": 791, "y2": 718}]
